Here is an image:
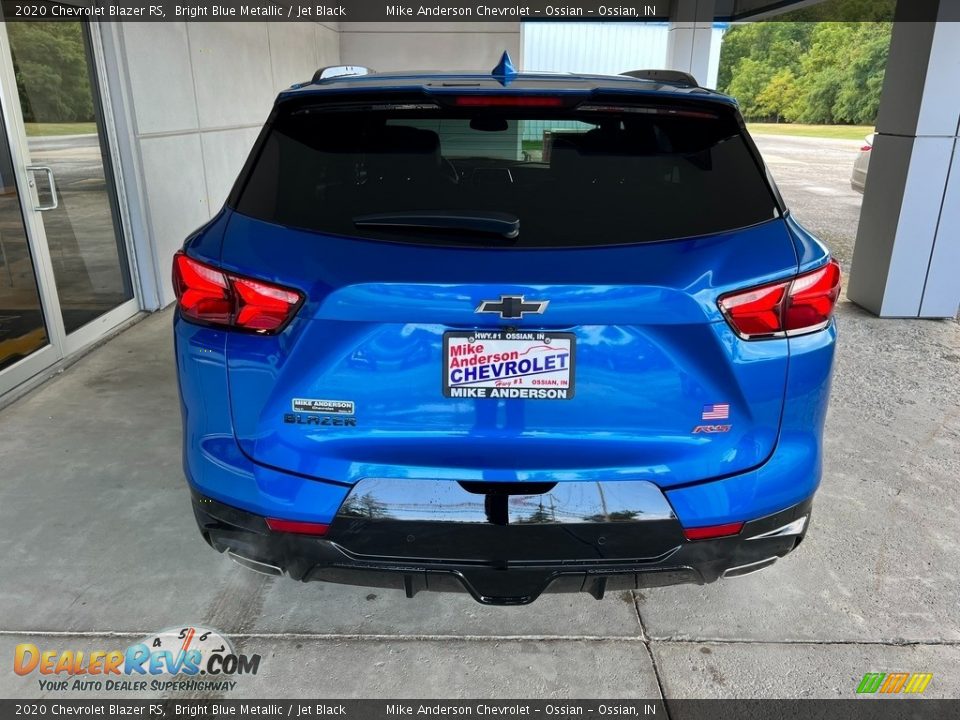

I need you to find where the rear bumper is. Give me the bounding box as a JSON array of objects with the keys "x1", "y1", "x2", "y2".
[{"x1": 192, "y1": 484, "x2": 812, "y2": 605}]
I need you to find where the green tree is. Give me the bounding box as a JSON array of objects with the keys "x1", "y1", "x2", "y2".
[
  {"x1": 718, "y1": 19, "x2": 891, "y2": 126},
  {"x1": 787, "y1": 0, "x2": 895, "y2": 21},
  {"x1": 833, "y1": 23, "x2": 891, "y2": 124},
  {"x1": 725, "y1": 57, "x2": 775, "y2": 120},
  {"x1": 718, "y1": 23, "x2": 813, "y2": 120},
  {"x1": 787, "y1": 23, "x2": 851, "y2": 123},
  {"x1": 755, "y1": 69, "x2": 801, "y2": 122},
  {"x1": 785, "y1": 23, "x2": 892, "y2": 124},
  {"x1": 8, "y1": 22, "x2": 94, "y2": 123},
  {"x1": 718, "y1": 22, "x2": 812, "y2": 94}
]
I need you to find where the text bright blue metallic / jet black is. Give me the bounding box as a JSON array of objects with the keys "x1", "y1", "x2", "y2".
[{"x1": 173, "y1": 57, "x2": 840, "y2": 605}]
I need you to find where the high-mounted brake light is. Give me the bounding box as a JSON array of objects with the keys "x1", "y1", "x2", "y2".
[
  {"x1": 718, "y1": 260, "x2": 841, "y2": 340},
  {"x1": 172, "y1": 251, "x2": 302, "y2": 333},
  {"x1": 684, "y1": 522, "x2": 744, "y2": 541},
  {"x1": 451, "y1": 95, "x2": 565, "y2": 108}
]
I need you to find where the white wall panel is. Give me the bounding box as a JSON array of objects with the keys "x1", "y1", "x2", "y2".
[
  {"x1": 114, "y1": 22, "x2": 341, "y2": 307},
  {"x1": 269, "y1": 22, "x2": 320, "y2": 90},
  {"x1": 187, "y1": 23, "x2": 275, "y2": 128},
  {"x1": 707, "y1": 26, "x2": 724, "y2": 89},
  {"x1": 120, "y1": 23, "x2": 198, "y2": 135},
  {"x1": 138, "y1": 134, "x2": 209, "y2": 304},
  {"x1": 200, "y1": 127, "x2": 263, "y2": 211},
  {"x1": 340, "y1": 23, "x2": 520, "y2": 72},
  {"x1": 522, "y1": 22, "x2": 725, "y2": 88},
  {"x1": 316, "y1": 24, "x2": 341, "y2": 68},
  {"x1": 522, "y1": 22, "x2": 671, "y2": 75}
]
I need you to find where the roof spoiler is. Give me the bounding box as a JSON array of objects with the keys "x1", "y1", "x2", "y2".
[
  {"x1": 620, "y1": 69, "x2": 699, "y2": 88},
  {"x1": 312, "y1": 65, "x2": 374, "y2": 83}
]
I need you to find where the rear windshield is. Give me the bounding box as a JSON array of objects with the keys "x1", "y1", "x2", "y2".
[{"x1": 233, "y1": 100, "x2": 779, "y2": 248}]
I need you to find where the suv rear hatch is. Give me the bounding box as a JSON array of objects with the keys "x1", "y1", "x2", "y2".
[{"x1": 219, "y1": 88, "x2": 796, "y2": 489}]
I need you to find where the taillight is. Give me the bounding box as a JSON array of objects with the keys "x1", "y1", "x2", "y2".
[
  {"x1": 860, "y1": 144, "x2": 873, "y2": 152},
  {"x1": 684, "y1": 522, "x2": 744, "y2": 541},
  {"x1": 266, "y1": 518, "x2": 329, "y2": 536},
  {"x1": 718, "y1": 259, "x2": 841, "y2": 340},
  {"x1": 172, "y1": 251, "x2": 302, "y2": 333}
]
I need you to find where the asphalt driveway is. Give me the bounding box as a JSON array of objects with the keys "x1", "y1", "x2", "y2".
[
  {"x1": 753, "y1": 134, "x2": 866, "y2": 267},
  {"x1": 0, "y1": 135, "x2": 958, "y2": 700}
]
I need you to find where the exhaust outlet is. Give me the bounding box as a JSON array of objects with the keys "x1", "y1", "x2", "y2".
[
  {"x1": 227, "y1": 550, "x2": 282, "y2": 576},
  {"x1": 721, "y1": 556, "x2": 778, "y2": 579}
]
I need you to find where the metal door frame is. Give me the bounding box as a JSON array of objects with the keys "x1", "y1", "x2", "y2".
[{"x1": 0, "y1": 15, "x2": 140, "y2": 399}]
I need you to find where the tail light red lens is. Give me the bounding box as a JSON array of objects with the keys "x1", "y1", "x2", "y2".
[
  {"x1": 172, "y1": 252, "x2": 232, "y2": 325},
  {"x1": 684, "y1": 522, "x2": 744, "y2": 541},
  {"x1": 452, "y1": 95, "x2": 565, "y2": 107},
  {"x1": 860, "y1": 145, "x2": 873, "y2": 152},
  {"x1": 718, "y1": 259, "x2": 841, "y2": 340},
  {"x1": 173, "y1": 251, "x2": 302, "y2": 333},
  {"x1": 266, "y1": 518, "x2": 329, "y2": 536}
]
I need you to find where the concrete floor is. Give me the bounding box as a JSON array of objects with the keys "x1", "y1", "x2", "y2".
[{"x1": 1, "y1": 136, "x2": 959, "y2": 700}]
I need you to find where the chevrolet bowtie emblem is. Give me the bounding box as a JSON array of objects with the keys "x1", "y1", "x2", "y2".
[{"x1": 475, "y1": 295, "x2": 549, "y2": 319}]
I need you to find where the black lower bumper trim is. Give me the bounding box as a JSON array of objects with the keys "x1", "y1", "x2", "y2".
[{"x1": 192, "y1": 491, "x2": 811, "y2": 605}]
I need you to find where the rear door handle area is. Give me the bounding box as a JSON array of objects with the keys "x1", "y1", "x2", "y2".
[{"x1": 26, "y1": 165, "x2": 59, "y2": 211}]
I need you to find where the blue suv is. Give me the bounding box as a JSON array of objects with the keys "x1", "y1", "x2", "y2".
[{"x1": 173, "y1": 59, "x2": 839, "y2": 605}]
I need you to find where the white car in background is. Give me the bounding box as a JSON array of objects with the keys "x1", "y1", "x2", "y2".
[{"x1": 851, "y1": 133, "x2": 874, "y2": 193}]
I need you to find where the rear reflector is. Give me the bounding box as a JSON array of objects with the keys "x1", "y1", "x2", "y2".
[
  {"x1": 452, "y1": 95, "x2": 565, "y2": 107},
  {"x1": 684, "y1": 522, "x2": 744, "y2": 541},
  {"x1": 266, "y1": 518, "x2": 330, "y2": 536},
  {"x1": 173, "y1": 251, "x2": 302, "y2": 334},
  {"x1": 718, "y1": 259, "x2": 841, "y2": 340}
]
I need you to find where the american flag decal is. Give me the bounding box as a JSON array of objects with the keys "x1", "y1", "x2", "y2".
[{"x1": 702, "y1": 403, "x2": 730, "y2": 420}]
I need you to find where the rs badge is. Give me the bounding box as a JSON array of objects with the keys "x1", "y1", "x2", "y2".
[{"x1": 693, "y1": 425, "x2": 732, "y2": 434}]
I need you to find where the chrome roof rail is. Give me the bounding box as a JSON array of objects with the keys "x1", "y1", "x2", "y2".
[{"x1": 312, "y1": 65, "x2": 375, "y2": 83}]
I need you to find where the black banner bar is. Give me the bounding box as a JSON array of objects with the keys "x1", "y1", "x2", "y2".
[
  {"x1": 0, "y1": 0, "x2": 958, "y2": 23},
  {"x1": 1, "y1": 700, "x2": 960, "y2": 720}
]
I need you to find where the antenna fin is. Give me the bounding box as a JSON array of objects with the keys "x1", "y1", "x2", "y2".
[{"x1": 491, "y1": 51, "x2": 517, "y2": 85}]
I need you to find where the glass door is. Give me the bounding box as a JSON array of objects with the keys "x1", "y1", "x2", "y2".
[
  {"x1": 0, "y1": 100, "x2": 54, "y2": 381},
  {"x1": 0, "y1": 12, "x2": 137, "y2": 397}
]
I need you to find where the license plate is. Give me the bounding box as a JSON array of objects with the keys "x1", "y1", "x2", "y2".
[{"x1": 443, "y1": 330, "x2": 576, "y2": 400}]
